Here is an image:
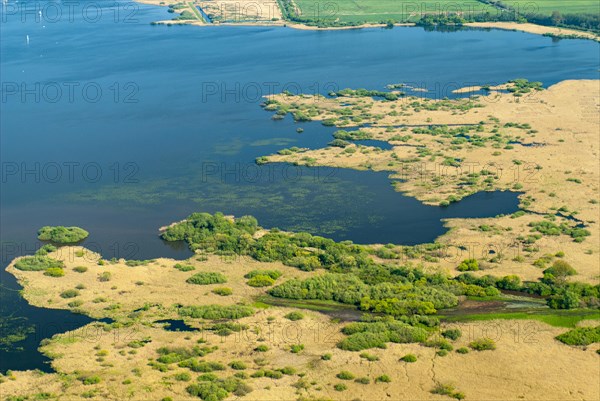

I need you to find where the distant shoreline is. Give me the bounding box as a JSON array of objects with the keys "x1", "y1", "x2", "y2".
[{"x1": 135, "y1": 0, "x2": 599, "y2": 41}]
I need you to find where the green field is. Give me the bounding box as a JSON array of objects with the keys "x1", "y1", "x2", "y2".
[
  {"x1": 502, "y1": 0, "x2": 600, "y2": 15},
  {"x1": 292, "y1": 0, "x2": 498, "y2": 23},
  {"x1": 442, "y1": 309, "x2": 600, "y2": 328}
]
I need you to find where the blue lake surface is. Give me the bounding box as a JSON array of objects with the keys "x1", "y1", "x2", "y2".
[{"x1": 0, "y1": 0, "x2": 599, "y2": 372}]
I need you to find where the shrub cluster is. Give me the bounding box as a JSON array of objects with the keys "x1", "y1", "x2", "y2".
[
  {"x1": 469, "y1": 338, "x2": 497, "y2": 351},
  {"x1": 211, "y1": 287, "x2": 233, "y2": 296},
  {"x1": 245, "y1": 269, "x2": 282, "y2": 287},
  {"x1": 338, "y1": 321, "x2": 428, "y2": 351},
  {"x1": 556, "y1": 326, "x2": 600, "y2": 346},
  {"x1": 156, "y1": 345, "x2": 218, "y2": 364},
  {"x1": 44, "y1": 267, "x2": 65, "y2": 277},
  {"x1": 186, "y1": 377, "x2": 252, "y2": 400},
  {"x1": 178, "y1": 305, "x2": 254, "y2": 320},
  {"x1": 14, "y1": 256, "x2": 64, "y2": 271},
  {"x1": 174, "y1": 264, "x2": 196, "y2": 272},
  {"x1": 284, "y1": 311, "x2": 304, "y2": 321},
  {"x1": 186, "y1": 272, "x2": 227, "y2": 285},
  {"x1": 457, "y1": 258, "x2": 478, "y2": 272}
]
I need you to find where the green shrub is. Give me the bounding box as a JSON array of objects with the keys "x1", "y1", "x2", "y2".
[
  {"x1": 469, "y1": 338, "x2": 496, "y2": 351},
  {"x1": 156, "y1": 345, "x2": 217, "y2": 364},
  {"x1": 284, "y1": 311, "x2": 304, "y2": 321},
  {"x1": 457, "y1": 258, "x2": 479, "y2": 272},
  {"x1": 436, "y1": 349, "x2": 449, "y2": 357},
  {"x1": 359, "y1": 352, "x2": 379, "y2": 361},
  {"x1": 375, "y1": 375, "x2": 391, "y2": 383},
  {"x1": 174, "y1": 264, "x2": 195, "y2": 272},
  {"x1": 254, "y1": 345, "x2": 269, "y2": 352},
  {"x1": 98, "y1": 271, "x2": 112, "y2": 282},
  {"x1": 246, "y1": 275, "x2": 275, "y2": 287},
  {"x1": 44, "y1": 267, "x2": 65, "y2": 277},
  {"x1": 355, "y1": 377, "x2": 370, "y2": 384},
  {"x1": 456, "y1": 347, "x2": 469, "y2": 354},
  {"x1": 14, "y1": 256, "x2": 64, "y2": 271},
  {"x1": 547, "y1": 291, "x2": 581, "y2": 309},
  {"x1": 338, "y1": 322, "x2": 428, "y2": 351},
  {"x1": 186, "y1": 382, "x2": 229, "y2": 400},
  {"x1": 186, "y1": 272, "x2": 227, "y2": 285},
  {"x1": 198, "y1": 373, "x2": 219, "y2": 382},
  {"x1": 279, "y1": 366, "x2": 296, "y2": 375},
  {"x1": 441, "y1": 329, "x2": 462, "y2": 341},
  {"x1": 68, "y1": 300, "x2": 84, "y2": 308},
  {"x1": 244, "y1": 270, "x2": 282, "y2": 280},
  {"x1": 290, "y1": 344, "x2": 304, "y2": 353},
  {"x1": 60, "y1": 289, "x2": 80, "y2": 299},
  {"x1": 556, "y1": 326, "x2": 600, "y2": 346},
  {"x1": 73, "y1": 266, "x2": 88, "y2": 273},
  {"x1": 35, "y1": 244, "x2": 57, "y2": 256},
  {"x1": 229, "y1": 361, "x2": 247, "y2": 370},
  {"x1": 174, "y1": 372, "x2": 191, "y2": 381},
  {"x1": 321, "y1": 353, "x2": 332, "y2": 360},
  {"x1": 333, "y1": 383, "x2": 347, "y2": 391},
  {"x1": 400, "y1": 354, "x2": 417, "y2": 363},
  {"x1": 251, "y1": 369, "x2": 283, "y2": 379},
  {"x1": 38, "y1": 226, "x2": 89, "y2": 243},
  {"x1": 431, "y1": 382, "x2": 455, "y2": 396},
  {"x1": 211, "y1": 287, "x2": 233, "y2": 296},
  {"x1": 178, "y1": 305, "x2": 254, "y2": 320},
  {"x1": 178, "y1": 359, "x2": 225, "y2": 372},
  {"x1": 79, "y1": 375, "x2": 101, "y2": 385},
  {"x1": 431, "y1": 382, "x2": 465, "y2": 399},
  {"x1": 336, "y1": 371, "x2": 355, "y2": 380},
  {"x1": 543, "y1": 260, "x2": 577, "y2": 281}
]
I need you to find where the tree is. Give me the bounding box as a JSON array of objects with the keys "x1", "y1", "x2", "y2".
[
  {"x1": 548, "y1": 291, "x2": 580, "y2": 309},
  {"x1": 496, "y1": 275, "x2": 521, "y2": 291},
  {"x1": 457, "y1": 258, "x2": 478, "y2": 272},
  {"x1": 543, "y1": 260, "x2": 577, "y2": 284},
  {"x1": 551, "y1": 11, "x2": 563, "y2": 25}
]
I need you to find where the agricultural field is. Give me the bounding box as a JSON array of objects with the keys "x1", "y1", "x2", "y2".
[
  {"x1": 502, "y1": 0, "x2": 600, "y2": 15},
  {"x1": 291, "y1": 0, "x2": 498, "y2": 23}
]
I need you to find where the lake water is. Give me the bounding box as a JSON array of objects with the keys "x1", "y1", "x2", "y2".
[{"x1": 1, "y1": 0, "x2": 599, "y2": 372}]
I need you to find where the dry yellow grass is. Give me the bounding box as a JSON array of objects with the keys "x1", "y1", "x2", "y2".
[
  {"x1": 6, "y1": 246, "x2": 314, "y2": 320},
  {"x1": 3, "y1": 245, "x2": 600, "y2": 400}
]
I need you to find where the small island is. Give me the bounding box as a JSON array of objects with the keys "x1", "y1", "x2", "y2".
[{"x1": 38, "y1": 226, "x2": 89, "y2": 244}]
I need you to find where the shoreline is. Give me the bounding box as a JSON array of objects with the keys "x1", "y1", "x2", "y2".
[
  {"x1": 134, "y1": 0, "x2": 599, "y2": 39},
  {"x1": 464, "y1": 22, "x2": 600, "y2": 42},
  {"x1": 150, "y1": 17, "x2": 600, "y2": 41},
  {"x1": 260, "y1": 79, "x2": 600, "y2": 283},
  {"x1": 135, "y1": 0, "x2": 600, "y2": 40}
]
